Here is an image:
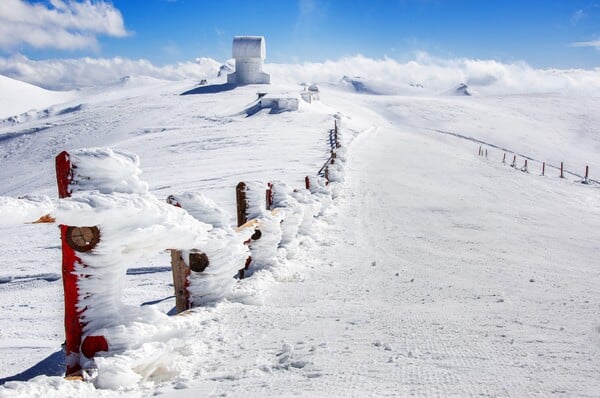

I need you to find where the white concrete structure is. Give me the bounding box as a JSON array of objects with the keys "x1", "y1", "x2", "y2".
[{"x1": 227, "y1": 36, "x2": 270, "y2": 85}]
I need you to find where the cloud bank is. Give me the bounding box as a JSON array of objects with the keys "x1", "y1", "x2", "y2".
[
  {"x1": 0, "y1": 0, "x2": 128, "y2": 51},
  {"x1": 1, "y1": 52, "x2": 599, "y2": 96}
]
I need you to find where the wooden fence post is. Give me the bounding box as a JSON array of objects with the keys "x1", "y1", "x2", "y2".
[
  {"x1": 511, "y1": 155, "x2": 516, "y2": 168},
  {"x1": 236, "y1": 182, "x2": 251, "y2": 279},
  {"x1": 522, "y1": 159, "x2": 528, "y2": 173},
  {"x1": 583, "y1": 165, "x2": 589, "y2": 184},
  {"x1": 560, "y1": 162, "x2": 564, "y2": 178},
  {"x1": 170, "y1": 250, "x2": 190, "y2": 313},
  {"x1": 56, "y1": 151, "x2": 107, "y2": 377},
  {"x1": 266, "y1": 182, "x2": 274, "y2": 210},
  {"x1": 166, "y1": 196, "x2": 191, "y2": 313},
  {"x1": 305, "y1": 176, "x2": 310, "y2": 190},
  {"x1": 541, "y1": 162, "x2": 545, "y2": 176},
  {"x1": 236, "y1": 182, "x2": 248, "y2": 227},
  {"x1": 502, "y1": 153, "x2": 506, "y2": 164},
  {"x1": 478, "y1": 145, "x2": 482, "y2": 156}
]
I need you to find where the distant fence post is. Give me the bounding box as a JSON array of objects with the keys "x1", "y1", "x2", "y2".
[
  {"x1": 56, "y1": 151, "x2": 107, "y2": 377},
  {"x1": 502, "y1": 153, "x2": 506, "y2": 164},
  {"x1": 511, "y1": 155, "x2": 516, "y2": 168},
  {"x1": 521, "y1": 159, "x2": 528, "y2": 173},
  {"x1": 583, "y1": 165, "x2": 589, "y2": 184},
  {"x1": 236, "y1": 182, "x2": 252, "y2": 279},
  {"x1": 541, "y1": 162, "x2": 545, "y2": 176},
  {"x1": 266, "y1": 182, "x2": 274, "y2": 210},
  {"x1": 478, "y1": 145, "x2": 482, "y2": 156},
  {"x1": 560, "y1": 162, "x2": 564, "y2": 178},
  {"x1": 236, "y1": 182, "x2": 248, "y2": 227},
  {"x1": 305, "y1": 176, "x2": 310, "y2": 190}
]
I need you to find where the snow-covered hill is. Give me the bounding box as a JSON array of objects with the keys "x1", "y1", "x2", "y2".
[
  {"x1": 0, "y1": 71, "x2": 599, "y2": 397},
  {"x1": 0, "y1": 75, "x2": 76, "y2": 119}
]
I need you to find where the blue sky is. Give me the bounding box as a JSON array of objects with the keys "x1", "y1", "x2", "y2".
[{"x1": 1, "y1": 0, "x2": 599, "y2": 69}]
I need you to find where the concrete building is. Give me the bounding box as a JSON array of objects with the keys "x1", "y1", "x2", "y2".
[{"x1": 227, "y1": 36, "x2": 270, "y2": 85}]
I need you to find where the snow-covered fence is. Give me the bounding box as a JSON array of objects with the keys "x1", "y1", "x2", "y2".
[
  {"x1": 53, "y1": 148, "x2": 249, "y2": 377},
  {"x1": 44, "y1": 116, "x2": 347, "y2": 379},
  {"x1": 481, "y1": 146, "x2": 596, "y2": 185}
]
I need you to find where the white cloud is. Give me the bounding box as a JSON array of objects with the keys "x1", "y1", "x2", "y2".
[
  {"x1": 571, "y1": 39, "x2": 600, "y2": 49},
  {"x1": 0, "y1": 54, "x2": 221, "y2": 89},
  {"x1": 1, "y1": 53, "x2": 599, "y2": 96},
  {"x1": 0, "y1": 0, "x2": 129, "y2": 51}
]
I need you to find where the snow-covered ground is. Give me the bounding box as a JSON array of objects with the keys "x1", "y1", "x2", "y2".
[{"x1": 0, "y1": 70, "x2": 599, "y2": 397}]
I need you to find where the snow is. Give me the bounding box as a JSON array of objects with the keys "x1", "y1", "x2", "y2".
[
  {"x1": 0, "y1": 74, "x2": 75, "y2": 119},
  {"x1": 0, "y1": 65, "x2": 599, "y2": 397}
]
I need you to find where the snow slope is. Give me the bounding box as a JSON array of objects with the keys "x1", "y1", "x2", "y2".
[
  {"x1": 0, "y1": 75, "x2": 75, "y2": 119},
  {"x1": 0, "y1": 73, "x2": 599, "y2": 397}
]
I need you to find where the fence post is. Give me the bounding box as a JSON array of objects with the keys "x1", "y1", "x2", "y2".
[
  {"x1": 511, "y1": 155, "x2": 516, "y2": 168},
  {"x1": 166, "y1": 196, "x2": 191, "y2": 313},
  {"x1": 266, "y1": 182, "x2": 274, "y2": 210},
  {"x1": 522, "y1": 159, "x2": 528, "y2": 173},
  {"x1": 485, "y1": 149, "x2": 488, "y2": 158},
  {"x1": 330, "y1": 150, "x2": 336, "y2": 164},
  {"x1": 541, "y1": 162, "x2": 545, "y2": 176},
  {"x1": 560, "y1": 162, "x2": 564, "y2": 178},
  {"x1": 583, "y1": 165, "x2": 589, "y2": 184},
  {"x1": 170, "y1": 250, "x2": 191, "y2": 313},
  {"x1": 236, "y1": 182, "x2": 251, "y2": 279},
  {"x1": 502, "y1": 153, "x2": 506, "y2": 164},
  {"x1": 478, "y1": 145, "x2": 482, "y2": 156},
  {"x1": 305, "y1": 176, "x2": 310, "y2": 190},
  {"x1": 56, "y1": 151, "x2": 107, "y2": 377},
  {"x1": 236, "y1": 182, "x2": 248, "y2": 227}
]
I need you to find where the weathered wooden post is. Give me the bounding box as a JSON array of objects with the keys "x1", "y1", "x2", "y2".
[
  {"x1": 334, "y1": 119, "x2": 341, "y2": 148},
  {"x1": 560, "y1": 162, "x2": 564, "y2": 178},
  {"x1": 165, "y1": 196, "x2": 191, "y2": 313},
  {"x1": 236, "y1": 182, "x2": 251, "y2": 278},
  {"x1": 330, "y1": 150, "x2": 336, "y2": 164},
  {"x1": 266, "y1": 182, "x2": 274, "y2": 210},
  {"x1": 170, "y1": 250, "x2": 190, "y2": 313},
  {"x1": 56, "y1": 151, "x2": 107, "y2": 377},
  {"x1": 583, "y1": 165, "x2": 589, "y2": 184},
  {"x1": 541, "y1": 162, "x2": 545, "y2": 176},
  {"x1": 511, "y1": 155, "x2": 517, "y2": 168},
  {"x1": 305, "y1": 176, "x2": 310, "y2": 190},
  {"x1": 236, "y1": 182, "x2": 248, "y2": 227}
]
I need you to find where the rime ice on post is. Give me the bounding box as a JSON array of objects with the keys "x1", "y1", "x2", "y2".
[{"x1": 227, "y1": 36, "x2": 270, "y2": 85}]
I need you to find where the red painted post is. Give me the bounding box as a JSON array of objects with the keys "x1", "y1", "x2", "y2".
[
  {"x1": 560, "y1": 162, "x2": 564, "y2": 178},
  {"x1": 305, "y1": 176, "x2": 310, "y2": 190},
  {"x1": 56, "y1": 151, "x2": 108, "y2": 376}
]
